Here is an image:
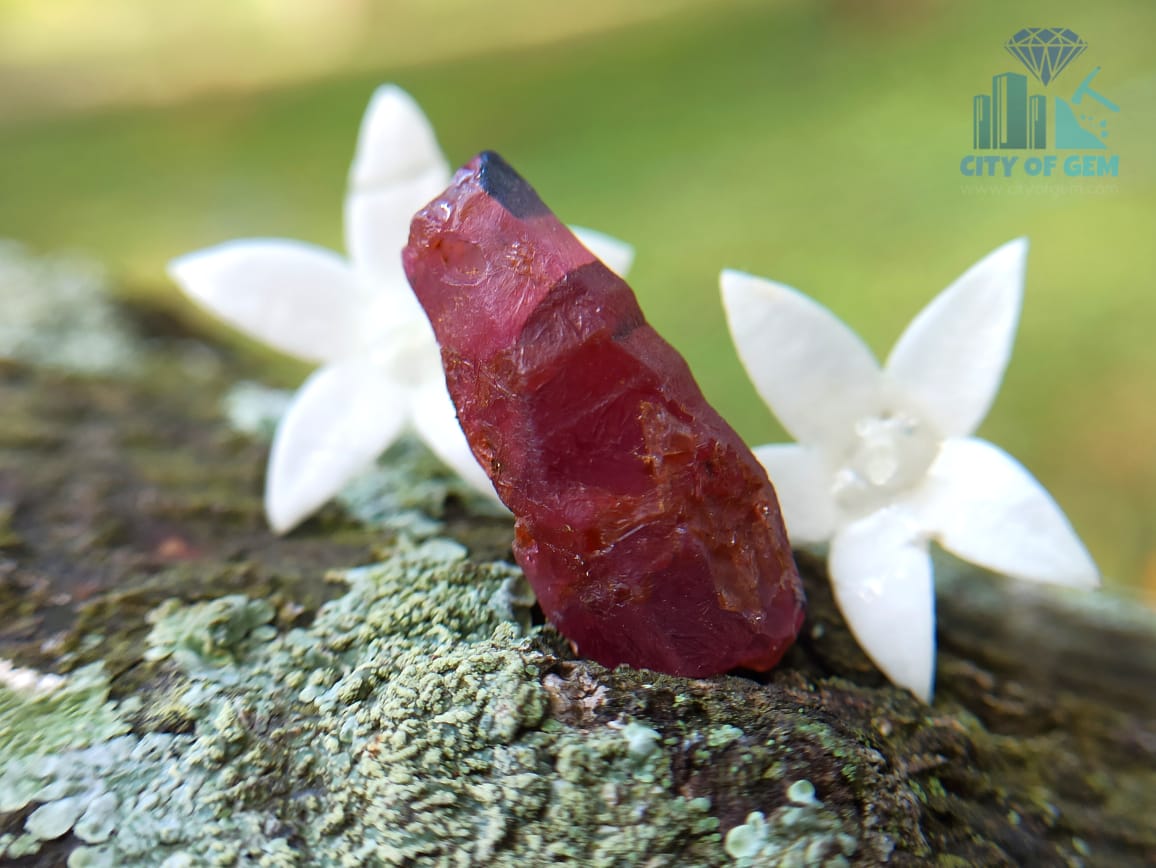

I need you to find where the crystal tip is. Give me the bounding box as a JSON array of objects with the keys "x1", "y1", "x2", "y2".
[{"x1": 476, "y1": 151, "x2": 549, "y2": 219}]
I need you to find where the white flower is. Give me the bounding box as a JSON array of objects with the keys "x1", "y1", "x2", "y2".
[
  {"x1": 721, "y1": 239, "x2": 1099, "y2": 701},
  {"x1": 169, "y1": 84, "x2": 634, "y2": 534}
]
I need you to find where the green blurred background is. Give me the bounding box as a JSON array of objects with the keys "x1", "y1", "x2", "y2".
[{"x1": 2, "y1": 0, "x2": 1153, "y2": 597}]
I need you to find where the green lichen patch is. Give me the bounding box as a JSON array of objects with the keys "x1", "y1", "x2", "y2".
[
  {"x1": 221, "y1": 381, "x2": 293, "y2": 441},
  {"x1": 0, "y1": 662, "x2": 129, "y2": 770},
  {"x1": 145, "y1": 594, "x2": 277, "y2": 676},
  {"x1": 336, "y1": 436, "x2": 510, "y2": 539},
  {"x1": 723, "y1": 779, "x2": 858, "y2": 866},
  {"x1": 2, "y1": 271, "x2": 1154, "y2": 865},
  {"x1": 0, "y1": 541, "x2": 734, "y2": 866},
  {"x1": 0, "y1": 241, "x2": 140, "y2": 375}
]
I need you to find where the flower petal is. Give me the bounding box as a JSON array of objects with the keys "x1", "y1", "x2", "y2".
[
  {"x1": 569, "y1": 226, "x2": 635, "y2": 277},
  {"x1": 721, "y1": 269, "x2": 882, "y2": 451},
  {"x1": 345, "y1": 84, "x2": 451, "y2": 294},
  {"x1": 266, "y1": 359, "x2": 408, "y2": 533},
  {"x1": 885, "y1": 238, "x2": 1027, "y2": 437},
  {"x1": 829, "y1": 507, "x2": 936, "y2": 701},
  {"x1": 915, "y1": 437, "x2": 1099, "y2": 589},
  {"x1": 169, "y1": 240, "x2": 362, "y2": 364},
  {"x1": 409, "y1": 378, "x2": 504, "y2": 504},
  {"x1": 345, "y1": 170, "x2": 450, "y2": 302},
  {"x1": 349, "y1": 84, "x2": 449, "y2": 193},
  {"x1": 752, "y1": 443, "x2": 836, "y2": 545}
]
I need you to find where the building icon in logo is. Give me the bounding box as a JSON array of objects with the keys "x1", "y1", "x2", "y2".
[
  {"x1": 970, "y1": 29, "x2": 1118, "y2": 152},
  {"x1": 1028, "y1": 94, "x2": 1046, "y2": 148},
  {"x1": 961, "y1": 28, "x2": 1120, "y2": 178},
  {"x1": 974, "y1": 73, "x2": 1048, "y2": 150}
]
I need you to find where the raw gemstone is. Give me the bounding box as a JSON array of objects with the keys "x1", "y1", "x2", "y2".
[{"x1": 403, "y1": 152, "x2": 804, "y2": 677}]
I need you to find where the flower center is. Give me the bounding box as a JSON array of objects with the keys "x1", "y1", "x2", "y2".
[{"x1": 830, "y1": 406, "x2": 941, "y2": 516}]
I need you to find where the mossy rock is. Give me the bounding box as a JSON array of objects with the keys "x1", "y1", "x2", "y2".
[{"x1": 1, "y1": 283, "x2": 1153, "y2": 866}]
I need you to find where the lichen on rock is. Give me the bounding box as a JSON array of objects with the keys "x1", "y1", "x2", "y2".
[
  {"x1": 2, "y1": 254, "x2": 1154, "y2": 866},
  {"x1": 0, "y1": 662, "x2": 129, "y2": 769},
  {"x1": 144, "y1": 594, "x2": 277, "y2": 680},
  {"x1": 723, "y1": 780, "x2": 856, "y2": 867},
  {"x1": 335, "y1": 437, "x2": 508, "y2": 538},
  {"x1": 0, "y1": 240, "x2": 140, "y2": 374},
  {"x1": 0, "y1": 540, "x2": 747, "y2": 865}
]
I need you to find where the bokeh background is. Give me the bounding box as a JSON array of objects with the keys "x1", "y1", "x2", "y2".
[{"x1": 2, "y1": 0, "x2": 1153, "y2": 597}]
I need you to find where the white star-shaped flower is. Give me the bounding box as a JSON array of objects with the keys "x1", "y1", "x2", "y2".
[
  {"x1": 721, "y1": 239, "x2": 1099, "y2": 701},
  {"x1": 169, "y1": 84, "x2": 634, "y2": 534}
]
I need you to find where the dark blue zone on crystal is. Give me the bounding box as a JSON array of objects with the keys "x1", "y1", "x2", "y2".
[{"x1": 476, "y1": 151, "x2": 549, "y2": 219}]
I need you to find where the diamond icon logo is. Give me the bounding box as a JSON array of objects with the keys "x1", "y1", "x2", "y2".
[{"x1": 1005, "y1": 28, "x2": 1088, "y2": 86}]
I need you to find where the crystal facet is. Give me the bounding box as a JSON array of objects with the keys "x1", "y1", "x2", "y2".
[
  {"x1": 403, "y1": 152, "x2": 805, "y2": 677},
  {"x1": 1005, "y1": 28, "x2": 1087, "y2": 86}
]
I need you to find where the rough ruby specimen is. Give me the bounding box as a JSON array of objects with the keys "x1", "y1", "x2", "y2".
[{"x1": 403, "y1": 152, "x2": 804, "y2": 677}]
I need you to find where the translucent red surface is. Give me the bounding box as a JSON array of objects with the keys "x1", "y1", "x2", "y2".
[{"x1": 404, "y1": 152, "x2": 804, "y2": 677}]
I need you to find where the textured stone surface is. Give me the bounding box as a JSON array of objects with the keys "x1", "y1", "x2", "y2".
[
  {"x1": 403, "y1": 152, "x2": 805, "y2": 677},
  {"x1": 2, "y1": 296, "x2": 1155, "y2": 865}
]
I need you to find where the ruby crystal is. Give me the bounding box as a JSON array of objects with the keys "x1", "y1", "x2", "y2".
[{"x1": 403, "y1": 152, "x2": 804, "y2": 677}]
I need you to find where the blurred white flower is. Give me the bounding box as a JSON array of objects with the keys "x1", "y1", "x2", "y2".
[
  {"x1": 722, "y1": 239, "x2": 1098, "y2": 701},
  {"x1": 170, "y1": 84, "x2": 634, "y2": 533}
]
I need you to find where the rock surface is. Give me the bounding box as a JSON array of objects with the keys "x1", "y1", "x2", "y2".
[
  {"x1": 403, "y1": 152, "x2": 804, "y2": 677},
  {"x1": 1, "y1": 246, "x2": 1155, "y2": 866}
]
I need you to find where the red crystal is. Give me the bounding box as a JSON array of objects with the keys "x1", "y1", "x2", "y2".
[{"x1": 403, "y1": 152, "x2": 804, "y2": 677}]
